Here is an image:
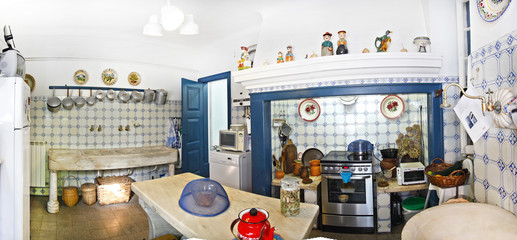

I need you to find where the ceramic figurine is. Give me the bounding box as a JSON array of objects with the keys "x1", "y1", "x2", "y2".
[
  {"x1": 321, "y1": 32, "x2": 334, "y2": 56},
  {"x1": 285, "y1": 45, "x2": 294, "y2": 62},
  {"x1": 238, "y1": 46, "x2": 251, "y2": 70},
  {"x1": 310, "y1": 51, "x2": 318, "y2": 58},
  {"x1": 375, "y1": 30, "x2": 392, "y2": 52},
  {"x1": 362, "y1": 48, "x2": 370, "y2": 53},
  {"x1": 336, "y1": 30, "x2": 348, "y2": 55},
  {"x1": 413, "y1": 36, "x2": 431, "y2": 53},
  {"x1": 400, "y1": 44, "x2": 408, "y2": 52},
  {"x1": 277, "y1": 51, "x2": 284, "y2": 63}
]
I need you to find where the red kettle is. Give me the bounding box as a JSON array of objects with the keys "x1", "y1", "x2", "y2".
[{"x1": 231, "y1": 208, "x2": 275, "y2": 240}]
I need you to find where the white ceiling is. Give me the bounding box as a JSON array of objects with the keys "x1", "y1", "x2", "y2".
[{"x1": 0, "y1": 0, "x2": 274, "y2": 68}]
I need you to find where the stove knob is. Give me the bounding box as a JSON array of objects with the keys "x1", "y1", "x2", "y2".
[
  {"x1": 358, "y1": 167, "x2": 363, "y2": 171},
  {"x1": 323, "y1": 166, "x2": 328, "y2": 172},
  {"x1": 350, "y1": 167, "x2": 355, "y2": 171},
  {"x1": 364, "y1": 167, "x2": 369, "y2": 172}
]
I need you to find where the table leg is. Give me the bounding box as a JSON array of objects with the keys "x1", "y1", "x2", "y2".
[
  {"x1": 168, "y1": 164, "x2": 175, "y2": 176},
  {"x1": 138, "y1": 198, "x2": 182, "y2": 239},
  {"x1": 377, "y1": 192, "x2": 391, "y2": 233},
  {"x1": 47, "y1": 170, "x2": 59, "y2": 213}
]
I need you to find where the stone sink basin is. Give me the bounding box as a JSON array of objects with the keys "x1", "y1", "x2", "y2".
[{"x1": 402, "y1": 203, "x2": 517, "y2": 240}]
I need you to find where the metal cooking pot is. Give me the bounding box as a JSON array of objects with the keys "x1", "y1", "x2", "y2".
[
  {"x1": 106, "y1": 89, "x2": 116, "y2": 101},
  {"x1": 118, "y1": 90, "x2": 130, "y2": 103},
  {"x1": 86, "y1": 89, "x2": 96, "y2": 106},
  {"x1": 131, "y1": 90, "x2": 143, "y2": 102},
  {"x1": 348, "y1": 140, "x2": 374, "y2": 155},
  {"x1": 74, "y1": 89, "x2": 86, "y2": 108},
  {"x1": 154, "y1": 89, "x2": 168, "y2": 105},
  {"x1": 143, "y1": 88, "x2": 155, "y2": 103},
  {"x1": 95, "y1": 89, "x2": 105, "y2": 101},
  {"x1": 61, "y1": 88, "x2": 74, "y2": 110},
  {"x1": 47, "y1": 87, "x2": 61, "y2": 113}
]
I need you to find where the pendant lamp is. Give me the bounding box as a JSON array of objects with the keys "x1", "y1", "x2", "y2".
[{"x1": 179, "y1": 14, "x2": 199, "y2": 35}]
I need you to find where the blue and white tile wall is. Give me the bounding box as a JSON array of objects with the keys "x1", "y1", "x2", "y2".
[
  {"x1": 29, "y1": 97, "x2": 181, "y2": 195},
  {"x1": 270, "y1": 94, "x2": 430, "y2": 164},
  {"x1": 470, "y1": 29, "x2": 517, "y2": 214}
]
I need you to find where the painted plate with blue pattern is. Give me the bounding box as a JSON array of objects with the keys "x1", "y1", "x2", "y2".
[{"x1": 477, "y1": 0, "x2": 511, "y2": 22}]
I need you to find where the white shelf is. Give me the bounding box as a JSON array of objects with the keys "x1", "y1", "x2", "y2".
[{"x1": 233, "y1": 52, "x2": 442, "y2": 92}]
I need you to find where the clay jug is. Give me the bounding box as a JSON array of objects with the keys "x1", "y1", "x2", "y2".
[
  {"x1": 309, "y1": 160, "x2": 321, "y2": 176},
  {"x1": 275, "y1": 170, "x2": 285, "y2": 180},
  {"x1": 292, "y1": 160, "x2": 302, "y2": 176},
  {"x1": 300, "y1": 166, "x2": 310, "y2": 179}
]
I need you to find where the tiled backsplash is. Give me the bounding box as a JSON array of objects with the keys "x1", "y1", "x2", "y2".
[
  {"x1": 270, "y1": 94, "x2": 430, "y2": 162},
  {"x1": 29, "y1": 97, "x2": 181, "y2": 195},
  {"x1": 471, "y1": 29, "x2": 517, "y2": 214}
]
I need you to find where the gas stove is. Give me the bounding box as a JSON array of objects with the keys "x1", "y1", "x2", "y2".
[{"x1": 321, "y1": 151, "x2": 373, "y2": 175}]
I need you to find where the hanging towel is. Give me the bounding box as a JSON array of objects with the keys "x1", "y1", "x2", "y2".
[
  {"x1": 340, "y1": 172, "x2": 352, "y2": 183},
  {"x1": 167, "y1": 117, "x2": 181, "y2": 149}
]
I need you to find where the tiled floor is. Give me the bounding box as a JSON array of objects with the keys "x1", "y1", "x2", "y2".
[{"x1": 30, "y1": 196, "x2": 403, "y2": 240}]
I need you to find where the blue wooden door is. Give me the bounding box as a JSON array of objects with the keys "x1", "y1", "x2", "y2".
[{"x1": 181, "y1": 78, "x2": 208, "y2": 177}]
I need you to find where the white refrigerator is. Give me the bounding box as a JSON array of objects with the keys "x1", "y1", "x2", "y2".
[{"x1": 0, "y1": 76, "x2": 31, "y2": 240}]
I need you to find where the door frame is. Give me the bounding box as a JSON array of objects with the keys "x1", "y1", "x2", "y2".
[
  {"x1": 250, "y1": 83, "x2": 444, "y2": 196},
  {"x1": 198, "y1": 71, "x2": 232, "y2": 129}
]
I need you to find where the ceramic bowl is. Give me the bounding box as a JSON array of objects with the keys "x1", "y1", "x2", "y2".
[{"x1": 339, "y1": 194, "x2": 349, "y2": 203}]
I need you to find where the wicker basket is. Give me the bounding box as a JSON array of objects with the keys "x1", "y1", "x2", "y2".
[
  {"x1": 95, "y1": 176, "x2": 133, "y2": 206},
  {"x1": 425, "y1": 158, "x2": 468, "y2": 188},
  {"x1": 81, "y1": 183, "x2": 97, "y2": 205},
  {"x1": 62, "y1": 176, "x2": 79, "y2": 207}
]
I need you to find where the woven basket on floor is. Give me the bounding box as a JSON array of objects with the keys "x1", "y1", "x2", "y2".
[
  {"x1": 62, "y1": 176, "x2": 80, "y2": 207},
  {"x1": 81, "y1": 183, "x2": 97, "y2": 205},
  {"x1": 424, "y1": 158, "x2": 468, "y2": 188},
  {"x1": 95, "y1": 175, "x2": 133, "y2": 205}
]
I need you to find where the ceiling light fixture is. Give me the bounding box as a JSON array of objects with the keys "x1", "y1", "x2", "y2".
[
  {"x1": 160, "y1": 0, "x2": 184, "y2": 31},
  {"x1": 179, "y1": 14, "x2": 199, "y2": 35},
  {"x1": 142, "y1": 15, "x2": 163, "y2": 37}
]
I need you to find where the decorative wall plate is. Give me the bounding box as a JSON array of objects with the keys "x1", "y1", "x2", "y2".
[
  {"x1": 380, "y1": 95, "x2": 405, "y2": 119},
  {"x1": 102, "y1": 68, "x2": 117, "y2": 85},
  {"x1": 24, "y1": 74, "x2": 35, "y2": 92},
  {"x1": 298, "y1": 99, "x2": 321, "y2": 122},
  {"x1": 477, "y1": 0, "x2": 511, "y2": 22},
  {"x1": 73, "y1": 69, "x2": 88, "y2": 85},
  {"x1": 128, "y1": 72, "x2": 141, "y2": 86}
]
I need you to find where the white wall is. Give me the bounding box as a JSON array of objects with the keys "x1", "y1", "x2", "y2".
[
  {"x1": 470, "y1": 0, "x2": 517, "y2": 50},
  {"x1": 26, "y1": 59, "x2": 197, "y2": 100},
  {"x1": 253, "y1": 0, "x2": 458, "y2": 77}
]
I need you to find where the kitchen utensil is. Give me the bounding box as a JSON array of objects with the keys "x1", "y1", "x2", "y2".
[
  {"x1": 74, "y1": 89, "x2": 85, "y2": 108},
  {"x1": 178, "y1": 179, "x2": 229, "y2": 217},
  {"x1": 62, "y1": 176, "x2": 79, "y2": 207},
  {"x1": 300, "y1": 166, "x2": 309, "y2": 179},
  {"x1": 292, "y1": 160, "x2": 302, "y2": 176},
  {"x1": 118, "y1": 89, "x2": 130, "y2": 103},
  {"x1": 301, "y1": 148, "x2": 323, "y2": 166},
  {"x1": 143, "y1": 88, "x2": 155, "y2": 103},
  {"x1": 348, "y1": 140, "x2": 374, "y2": 155},
  {"x1": 231, "y1": 208, "x2": 276, "y2": 240},
  {"x1": 131, "y1": 90, "x2": 143, "y2": 102},
  {"x1": 282, "y1": 139, "x2": 297, "y2": 174},
  {"x1": 106, "y1": 89, "x2": 116, "y2": 101},
  {"x1": 309, "y1": 159, "x2": 321, "y2": 176},
  {"x1": 380, "y1": 148, "x2": 398, "y2": 158},
  {"x1": 154, "y1": 89, "x2": 168, "y2": 105},
  {"x1": 95, "y1": 89, "x2": 105, "y2": 101},
  {"x1": 47, "y1": 87, "x2": 61, "y2": 113},
  {"x1": 61, "y1": 88, "x2": 74, "y2": 110},
  {"x1": 298, "y1": 98, "x2": 320, "y2": 122},
  {"x1": 86, "y1": 89, "x2": 96, "y2": 106},
  {"x1": 302, "y1": 178, "x2": 313, "y2": 184}
]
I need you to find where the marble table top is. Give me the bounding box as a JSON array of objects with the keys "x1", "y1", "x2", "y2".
[
  {"x1": 48, "y1": 146, "x2": 177, "y2": 171},
  {"x1": 132, "y1": 173, "x2": 319, "y2": 240},
  {"x1": 402, "y1": 203, "x2": 517, "y2": 239}
]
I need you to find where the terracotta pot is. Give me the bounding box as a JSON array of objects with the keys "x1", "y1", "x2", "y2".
[
  {"x1": 309, "y1": 160, "x2": 320, "y2": 176},
  {"x1": 292, "y1": 161, "x2": 302, "y2": 176},
  {"x1": 276, "y1": 170, "x2": 285, "y2": 179},
  {"x1": 380, "y1": 158, "x2": 397, "y2": 178}
]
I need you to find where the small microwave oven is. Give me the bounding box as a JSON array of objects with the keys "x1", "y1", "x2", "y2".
[
  {"x1": 219, "y1": 129, "x2": 248, "y2": 152},
  {"x1": 397, "y1": 162, "x2": 427, "y2": 185}
]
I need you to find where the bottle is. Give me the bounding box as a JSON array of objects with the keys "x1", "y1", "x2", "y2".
[{"x1": 280, "y1": 177, "x2": 300, "y2": 217}]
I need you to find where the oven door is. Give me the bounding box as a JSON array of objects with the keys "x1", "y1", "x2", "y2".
[{"x1": 321, "y1": 174, "x2": 373, "y2": 215}]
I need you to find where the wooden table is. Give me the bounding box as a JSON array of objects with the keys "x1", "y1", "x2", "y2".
[
  {"x1": 376, "y1": 176, "x2": 428, "y2": 233},
  {"x1": 132, "y1": 173, "x2": 319, "y2": 240},
  {"x1": 47, "y1": 146, "x2": 177, "y2": 213}
]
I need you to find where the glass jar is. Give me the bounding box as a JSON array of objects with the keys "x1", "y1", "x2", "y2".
[{"x1": 280, "y1": 177, "x2": 300, "y2": 217}]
